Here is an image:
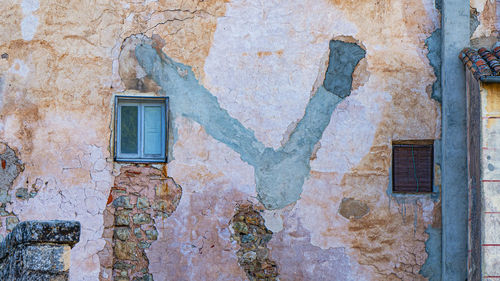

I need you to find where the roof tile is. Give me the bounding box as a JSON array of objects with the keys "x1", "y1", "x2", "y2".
[{"x1": 459, "y1": 47, "x2": 498, "y2": 79}]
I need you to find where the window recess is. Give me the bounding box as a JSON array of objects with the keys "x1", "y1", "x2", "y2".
[
  {"x1": 114, "y1": 96, "x2": 168, "y2": 163},
  {"x1": 392, "y1": 140, "x2": 433, "y2": 193}
]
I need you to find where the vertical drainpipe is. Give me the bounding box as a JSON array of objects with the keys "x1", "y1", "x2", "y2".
[{"x1": 441, "y1": 0, "x2": 470, "y2": 280}]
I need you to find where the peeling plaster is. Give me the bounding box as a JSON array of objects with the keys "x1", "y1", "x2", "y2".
[
  {"x1": 420, "y1": 227, "x2": 442, "y2": 280},
  {"x1": 135, "y1": 39, "x2": 365, "y2": 210},
  {"x1": 0, "y1": 0, "x2": 444, "y2": 279},
  {"x1": 0, "y1": 142, "x2": 23, "y2": 191},
  {"x1": 426, "y1": 28, "x2": 442, "y2": 103},
  {"x1": 262, "y1": 209, "x2": 285, "y2": 233},
  {"x1": 202, "y1": 0, "x2": 357, "y2": 149},
  {"x1": 8, "y1": 59, "x2": 29, "y2": 78},
  {"x1": 470, "y1": 7, "x2": 480, "y2": 38},
  {"x1": 269, "y1": 205, "x2": 362, "y2": 280}
]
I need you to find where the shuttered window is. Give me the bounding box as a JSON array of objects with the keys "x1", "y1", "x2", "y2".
[{"x1": 392, "y1": 142, "x2": 433, "y2": 193}]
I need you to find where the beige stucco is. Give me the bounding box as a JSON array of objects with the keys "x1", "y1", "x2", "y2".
[{"x1": 0, "y1": 0, "x2": 443, "y2": 280}]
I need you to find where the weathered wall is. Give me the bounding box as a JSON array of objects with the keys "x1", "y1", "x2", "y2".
[
  {"x1": 477, "y1": 82, "x2": 500, "y2": 279},
  {"x1": 466, "y1": 69, "x2": 482, "y2": 280},
  {"x1": 470, "y1": 0, "x2": 500, "y2": 47},
  {"x1": 0, "y1": 0, "x2": 442, "y2": 280}
]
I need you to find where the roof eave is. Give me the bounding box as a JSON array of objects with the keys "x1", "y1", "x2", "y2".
[{"x1": 479, "y1": 76, "x2": 500, "y2": 83}]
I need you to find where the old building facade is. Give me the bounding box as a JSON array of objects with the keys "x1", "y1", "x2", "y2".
[{"x1": 0, "y1": 0, "x2": 498, "y2": 280}]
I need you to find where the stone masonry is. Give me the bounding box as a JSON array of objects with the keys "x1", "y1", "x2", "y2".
[
  {"x1": 231, "y1": 204, "x2": 278, "y2": 280},
  {"x1": 0, "y1": 220, "x2": 81, "y2": 281},
  {"x1": 99, "y1": 166, "x2": 182, "y2": 281}
]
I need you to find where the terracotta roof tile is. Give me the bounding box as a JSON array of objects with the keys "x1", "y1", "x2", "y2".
[
  {"x1": 478, "y1": 48, "x2": 500, "y2": 75},
  {"x1": 459, "y1": 47, "x2": 499, "y2": 79}
]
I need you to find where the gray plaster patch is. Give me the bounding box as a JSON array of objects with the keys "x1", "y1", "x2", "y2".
[
  {"x1": 0, "y1": 143, "x2": 23, "y2": 192},
  {"x1": 338, "y1": 198, "x2": 370, "y2": 220},
  {"x1": 425, "y1": 28, "x2": 442, "y2": 102},
  {"x1": 323, "y1": 40, "x2": 366, "y2": 98},
  {"x1": 135, "y1": 39, "x2": 365, "y2": 209},
  {"x1": 420, "y1": 227, "x2": 442, "y2": 281}
]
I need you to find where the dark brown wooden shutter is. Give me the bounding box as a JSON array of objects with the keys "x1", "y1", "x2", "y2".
[{"x1": 392, "y1": 143, "x2": 433, "y2": 193}]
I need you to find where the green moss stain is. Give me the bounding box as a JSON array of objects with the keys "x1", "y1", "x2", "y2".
[{"x1": 136, "y1": 40, "x2": 365, "y2": 209}]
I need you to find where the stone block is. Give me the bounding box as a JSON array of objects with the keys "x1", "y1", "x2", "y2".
[
  {"x1": 0, "y1": 220, "x2": 80, "y2": 280},
  {"x1": 22, "y1": 245, "x2": 70, "y2": 272},
  {"x1": 133, "y1": 274, "x2": 154, "y2": 281},
  {"x1": 113, "y1": 261, "x2": 134, "y2": 270},
  {"x1": 5, "y1": 217, "x2": 19, "y2": 232},
  {"x1": 114, "y1": 227, "x2": 131, "y2": 241},
  {"x1": 134, "y1": 228, "x2": 142, "y2": 239},
  {"x1": 6, "y1": 220, "x2": 81, "y2": 247},
  {"x1": 338, "y1": 197, "x2": 370, "y2": 220},
  {"x1": 138, "y1": 241, "x2": 151, "y2": 249},
  {"x1": 15, "y1": 188, "x2": 29, "y2": 200},
  {"x1": 114, "y1": 241, "x2": 138, "y2": 261},
  {"x1": 115, "y1": 210, "x2": 131, "y2": 226},
  {"x1": 132, "y1": 213, "x2": 151, "y2": 225},
  {"x1": 113, "y1": 196, "x2": 133, "y2": 209},
  {"x1": 0, "y1": 190, "x2": 10, "y2": 205},
  {"x1": 137, "y1": 197, "x2": 150, "y2": 210},
  {"x1": 145, "y1": 229, "x2": 158, "y2": 240}
]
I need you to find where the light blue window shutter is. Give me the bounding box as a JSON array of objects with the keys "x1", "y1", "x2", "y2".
[{"x1": 144, "y1": 106, "x2": 162, "y2": 155}]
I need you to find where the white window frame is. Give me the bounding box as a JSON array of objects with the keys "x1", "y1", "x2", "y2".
[{"x1": 114, "y1": 96, "x2": 168, "y2": 163}]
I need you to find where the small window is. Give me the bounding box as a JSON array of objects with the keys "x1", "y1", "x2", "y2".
[
  {"x1": 114, "y1": 96, "x2": 168, "y2": 163},
  {"x1": 392, "y1": 141, "x2": 433, "y2": 193}
]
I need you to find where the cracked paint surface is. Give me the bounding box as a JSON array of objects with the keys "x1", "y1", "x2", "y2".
[
  {"x1": 135, "y1": 40, "x2": 365, "y2": 209},
  {"x1": 1, "y1": 0, "x2": 442, "y2": 280}
]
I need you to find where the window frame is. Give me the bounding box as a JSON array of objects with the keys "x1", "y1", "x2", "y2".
[
  {"x1": 391, "y1": 140, "x2": 434, "y2": 194},
  {"x1": 114, "y1": 95, "x2": 168, "y2": 163}
]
